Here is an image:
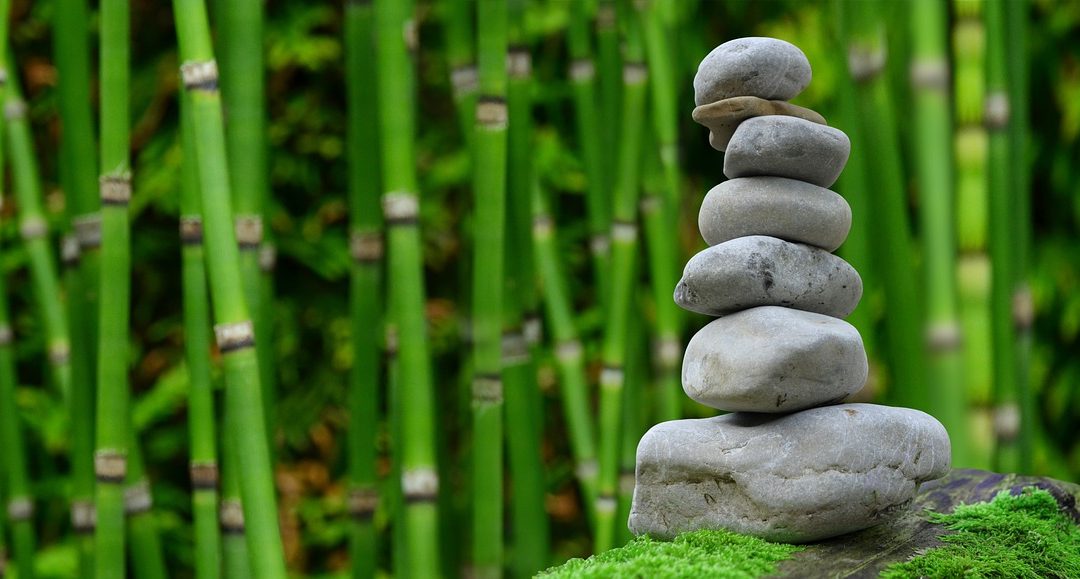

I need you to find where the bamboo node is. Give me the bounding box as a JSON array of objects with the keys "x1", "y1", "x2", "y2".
[
  {"x1": 0, "y1": 68, "x2": 7, "y2": 85},
  {"x1": 507, "y1": 48, "x2": 532, "y2": 79},
  {"x1": 61, "y1": 234, "x2": 82, "y2": 266},
  {"x1": 384, "y1": 325, "x2": 399, "y2": 357},
  {"x1": 220, "y1": 499, "x2": 246, "y2": 534},
  {"x1": 99, "y1": 174, "x2": 132, "y2": 205},
  {"x1": 623, "y1": 62, "x2": 648, "y2": 84},
  {"x1": 214, "y1": 320, "x2": 256, "y2": 353},
  {"x1": 993, "y1": 402, "x2": 1020, "y2": 442},
  {"x1": 575, "y1": 459, "x2": 599, "y2": 480},
  {"x1": 639, "y1": 194, "x2": 661, "y2": 215},
  {"x1": 124, "y1": 480, "x2": 153, "y2": 515},
  {"x1": 350, "y1": 230, "x2": 385, "y2": 263},
  {"x1": 382, "y1": 192, "x2": 419, "y2": 225},
  {"x1": 180, "y1": 60, "x2": 219, "y2": 91},
  {"x1": 234, "y1": 215, "x2": 264, "y2": 249},
  {"x1": 600, "y1": 365, "x2": 624, "y2": 389},
  {"x1": 472, "y1": 373, "x2": 504, "y2": 404},
  {"x1": 402, "y1": 468, "x2": 439, "y2": 502},
  {"x1": 347, "y1": 487, "x2": 379, "y2": 519},
  {"x1": 1012, "y1": 285, "x2": 1034, "y2": 330},
  {"x1": 189, "y1": 461, "x2": 219, "y2": 489},
  {"x1": 260, "y1": 243, "x2": 278, "y2": 272},
  {"x1": 18, "y1": 216, "x2": 47, "y2": 241},
  {"x1": 94, "y1": 450, "x2": 128, "y2": 483},
  {"x1": 179, "y1": 216, "x2": 203, "y2": 245},
  {"x1": 612, "y1": 220, "x2": 638, "y2": 242},
  {"x1": 524, "y1": 315, "x2": 542, "y2": 346},
  {"x1": 0, "y1": 325, "x2": 12, "y2": 346},
  {"x1": 475, "y1": 96, "x2": 509, "y2": 129},
  {"x1": 984, "y1": 92, "x2": 1010, "y2": 130},
  {"x1": 3, "y1": 99, "x2": 27, "y2": 121},
  {"x1": 403, "y1": 19, "x2": 419, "y2": 53},
  {"x1": 570, "y1": 58, "x2": 596, "y2": 82},
  {"x1": 74, "y1": 214, "x2": 103, "y2": 248},
  {"x1": 655, "y1": 337, "x2": 682, "y2": 367},
  {"x1": 501, "y1": 331, "x2": 529, "y2": 365},
  {"x1": 596, "y1": 3, "x2": 616, "y2": 29},
  {"x1": 556, "y1": 339, "x2": 583, "y2": 362},
  {"x1": 847, "y1": 46, "x2": 886, "y2": 83},
  {"x1": 71, "y1": 500, "x2": 97, "y2": 533},
  {"x1": 531, "y1": 214, "x2": 553, "y2": 237},
  {"x1": 48, "y1": 342, "x2": 71, "y2": 366},
  {"x1": 451, "y1": 65, "x2": 479, "y2": 97},
  {"x1": 595, "y1": 495, "x2": 618, "y2": 513},
  {"x1": 7, "y1": 497, "x2": 33, "y2": 522},
  {"x1": 619, "y1": 469, "x2": 636, "y2": 495},
  {"x1": 590, "y1": 234, "x2": 611, "y2": 256},
  {"x1": 926, "y1": 322, "x2": 962, "y2": 352},
  {"x1": 910, "y1": 58, "x2": 949, "y2": 91}
]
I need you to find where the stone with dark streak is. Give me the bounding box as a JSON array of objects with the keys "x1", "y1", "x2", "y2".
[
  {"x1": 724, "y1": 116, "x2": 851, "y2": 188},
  {"x1": 694, "y1": 37, "x2": 812, "y2": 106}
]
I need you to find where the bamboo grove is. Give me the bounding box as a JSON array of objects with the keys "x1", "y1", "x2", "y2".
[{"x1": 0, "y1": 0, "x2": 1077, "y2": 576}]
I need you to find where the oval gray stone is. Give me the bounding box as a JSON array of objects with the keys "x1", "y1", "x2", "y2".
[
  {"x1": 694, "y1": 37, "x2": 812, "y2": 106},
  {"x1": 683, "y1": 307, "x2": 867, "y2": 412},
  {"x1": 674, "y1": 236, "x2": 862, "y2": 318},
  {"x1": 699, "y1": 177, "x2": 851, "y2": 251},
  {"x1": 724, "y1": 116, "x2": 851, "y2": 188},
  {"x1": 629, "y1": 404, "x2": 952, "y2": 542}
]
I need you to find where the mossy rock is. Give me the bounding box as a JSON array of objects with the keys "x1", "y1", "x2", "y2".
[{"x1": 541, "y1": 469, "x2": 1080, "y2": 578}]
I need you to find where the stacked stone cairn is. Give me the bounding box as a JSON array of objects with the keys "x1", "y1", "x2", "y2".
[{"x1": 628, "y1": 38, "x2": 952, "y2": 543}]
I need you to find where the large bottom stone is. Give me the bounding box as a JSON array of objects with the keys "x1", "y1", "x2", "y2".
[{"x1": 629, "y1": 404, "x2": 951, "y2": 543}]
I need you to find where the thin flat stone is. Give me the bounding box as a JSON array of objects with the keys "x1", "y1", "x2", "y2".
[
  {"x1": 629, "y1": 404, "x2": 952, "y2": 542},
  {"x1": 692, "y1": 96, "x2": 827, "y2": 152},
  {"x1": 699, "y1": 177, "x2": 851, "y2": 251},
  {"x1": 683, "y1": 307, "x2": 867, "y2": 412},
  {"x1": 724, "y1": 116, "x2": 851, "y2": 188},
  {"x1": 694, "y1": 37, "x2": 812, "y2": 106},
  {"x1": 674, "y1": 235, "x2": 862, "y2": 318}
]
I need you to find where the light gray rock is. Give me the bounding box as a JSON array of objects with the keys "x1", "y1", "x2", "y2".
[
  {"x1": 724, "y1": 116, "x2": 851, "y2": 188},
  {"x1": 692, "y1": 96, "x2": 826, "y2": 152},
  {"x1": 629, "y1": 404, "x2": 952, "y2": 542},
  {"x1": 683, "y1": 307, "x2": 867, "y2": 412},
  {"x1": 674, "y1": 236, "x2": 862, "y2": 318},
  {"x1": 699, "y1": 177, "x2": 851, "y2": 251},
  {"x1": 694, "y1": 37, "x2": 812, "y2": 106}
]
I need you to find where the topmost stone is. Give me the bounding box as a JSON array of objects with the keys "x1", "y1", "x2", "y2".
[{"x1": 694, "y1": 37, "x2": 812, "y2": 106}]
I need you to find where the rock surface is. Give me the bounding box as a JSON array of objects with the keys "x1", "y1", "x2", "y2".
[
  {"x1": 682, "y1": 307, "x2": 867, "y2": 412},
  {"x1": 628, "y1": 404, "x2": 951, "y2": 543},
  {"x1": 694, "y1": 37, "x2": 812, "y2": 106},
  {"x1": 674, "y1": 235, "x2": 862, "y2": 318},
  {"x1": 693, "y1": 96, "x2": 827, "y2": 152},
  {"x1": 699, "y1": 177, "x2": 851, "y2": 251},
  {"x1": 724, "y1": 116, "x2": 851, "y2": 188}
]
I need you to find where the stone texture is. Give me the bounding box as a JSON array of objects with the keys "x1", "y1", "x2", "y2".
[
  {"x1": 628, "y1": 404, "x2": 952, "y2": 542},
  {"x1": 724, "y1": 116, "x2": 851, "y2": 188},
  {"x1": 682, "y1": 307, "x2": 867, "y2": 412},
  {"x1": 699, "y1": 177, "x2": 851, "y2": 251},
  {"x1": 674, "y1": 236, "x2": 862, "y2": 318},
  {"x1": 694, "y1": 37, "x2": 812, "y2": 106},
  {"x1": 692, "y1": 96, "x2": 827, "y2": 152}
]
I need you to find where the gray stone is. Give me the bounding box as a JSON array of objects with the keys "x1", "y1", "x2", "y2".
[
  {"x1": 674, "y1": 236, "x2": 862, "y2": 318},
  {"x1": 628, "y1": 404, "x2": 952, "y2": 542},
  {"x1": 683, "y1": 307, "x2": 867, "y2": 412},
  {"x1": 699, "y1": 177, "x2": 851, "y2": 251},
  {"x1": 724, "y1": 116, "x2": 851, "y2": 188},
  {"x1": 692, "y1": 96, "x2": 827, "y2": 152},
  {"x1": 694, "y1": 37, "x2": 812, "y2": 106}
]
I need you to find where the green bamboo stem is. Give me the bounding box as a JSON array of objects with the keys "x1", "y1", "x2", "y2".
[
  {"x1": 172, "y1": 0, "x2": 286, "y2": 575},
  {"x1": 180, "y1": 86, "x2": 223, "y2": 579},
  {"x1": 372, "y1": 0, "x2": 441, "y2": 575},
  {"x1": 594, "y1": 9, "x2": 648, "y2": 553},
  {"x1": 910, "y1": 0, "x2": 971, "y2": 466},
  {"x1": 846, "y1": 1, "x2": 927, "y2": 411},
  {"x1": 531, "y1": 181, "x2": 598, "y2": 524},
  {"x1": 638, "y1": 0, "x2": 681, "y2": 213},
  {"x1": 125, "y1": 442, "x2": 167, "y2": 579},
  {"x1": 567, "y1": 0, "x2": 610, "y2": 307},
  {"x1": 445, "y1": 0, "x2": 477, "y2": 147},
  {"x1": 345, "y1": 0, "x2": 382, "y2": 575},
  {"x1": 615, "y1": 306, "x2": 647, "y2": 547},
  {"x1": 220, "y1": 427, "x2": 253, "y2": 579},
  {"x1": 595, "y1": 0, "x2": 621, "y2": 196}
]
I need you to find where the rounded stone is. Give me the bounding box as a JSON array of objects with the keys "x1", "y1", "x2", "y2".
[
  {"x1": 629, "y1": 403, "x2": 952, "y2": 542},
  {"x1": 674, "y1": 235, "x2": 862, "y2": 319},
  {"x1": 724, "y1": 116, "x2": 851, "y2": 188},
  {"x1": 683, "y1": 306, "x2": 867, "y2": 412},
  {"x1": 692, "y1": 96, "x2": 827, "y2": 152},
  {"x1": 699, "y1": 177, "x2": 851, "y2": 251},
  {"x1": 694, "y1": 37, "x2": 812, "y2": 106}
]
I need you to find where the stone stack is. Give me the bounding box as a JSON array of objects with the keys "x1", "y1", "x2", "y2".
[{"x1": 628, "y1": 38, "x2": 951, "y2": 543}]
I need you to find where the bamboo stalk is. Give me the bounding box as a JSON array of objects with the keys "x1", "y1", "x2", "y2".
[
  {"x1": 910, "y1": 0, "x2": 971, "y2": 465},
  {"x1": 125, "y1": 442, "x2": 167, "y2": 579},
  {"x1": 446, "y1": 0, "x2": 477, "y2": 147},
  {"x1": 172, "y1": 0, "x2": 286, "y2": 574},
  {"x1": 180, "y1": 87, "x2": 223, "y2": 579},
  {"x1": 372, "y1": 0, "x2": 442, "y2": 575},
  {"x1": 595, "y1": 0, "x2": 621, "y2": 197},
  {"x1": 616, "y1": 305, "x2": 647, "y2": 547},
  {"x1": 594, "y1": 7, "x2": 648, "y2": 552},
  {"x1": 345, "y1": 0, "x2": 382, "y2": 575}
]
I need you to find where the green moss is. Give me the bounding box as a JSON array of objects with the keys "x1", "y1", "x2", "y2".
[
  {"x1": 882, "y1": 487, "x2": 1080, "y2": 578},
  {"x1": 538, "y1": 529, "x2": 802, "y2": 578}
]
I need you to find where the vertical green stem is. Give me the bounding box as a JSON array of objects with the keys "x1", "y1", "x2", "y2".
[
  {"x1": 124, "y1": 441, "x2": 167, "y2": 579},
  {"x1": 445, "y1": 0, "x2": 477, "y2": 147}
]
